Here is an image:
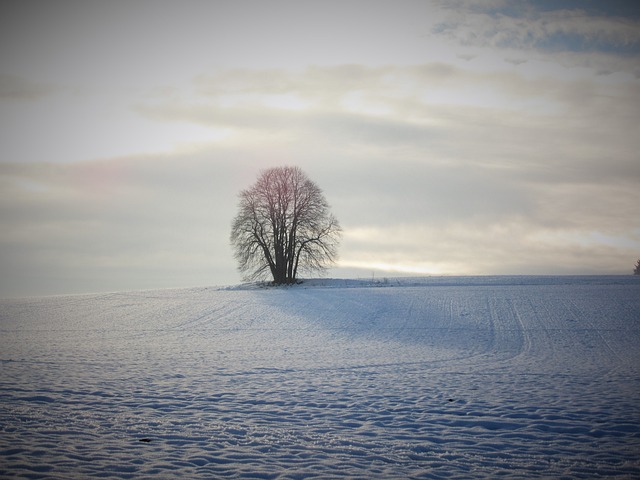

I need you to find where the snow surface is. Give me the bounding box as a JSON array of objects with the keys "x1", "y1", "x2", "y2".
[{"x1": 1, "y1": 276, "x2": 639, "y2": 479}]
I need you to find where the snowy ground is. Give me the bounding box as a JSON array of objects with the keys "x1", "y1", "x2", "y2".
[{"x1": 1, "y1": 276, "x2": 639, "y2": 479}]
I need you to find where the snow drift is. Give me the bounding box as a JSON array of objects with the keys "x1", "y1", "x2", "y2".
[{"x1": 1, "y1": 276, "x2": 639, "y2": 478}]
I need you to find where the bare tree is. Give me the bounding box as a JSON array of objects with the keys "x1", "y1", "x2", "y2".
[
  {"x1": 634, "y1": 259, "x2": 640, "y2": 275},
  {"x1": 231, "y1": 166, "x2": 341, "y2": 284}
]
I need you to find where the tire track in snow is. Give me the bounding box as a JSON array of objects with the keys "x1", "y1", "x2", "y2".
[
  {"x1": 559, "y1": 293, "x2": 624, "y2": 374},
  {"x1": 505, "y1": 297, "x2": 533, "y2": 366}
]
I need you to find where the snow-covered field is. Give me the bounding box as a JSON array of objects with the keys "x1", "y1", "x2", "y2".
[{"x1": 1, "y1": 276, "x2": 639, "y2": 479}]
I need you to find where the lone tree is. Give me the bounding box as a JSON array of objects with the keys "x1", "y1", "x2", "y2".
[
  {"x1": 231, "y1": 166, "x2": 341, "y2": 284},
  {"x1": 634, "y1": 259, "x2": 640, "y2": 275}
]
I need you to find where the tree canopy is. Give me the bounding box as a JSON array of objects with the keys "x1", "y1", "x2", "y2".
[{"x1": 230, "y1": 166, "x2": 341, "y2": 284}]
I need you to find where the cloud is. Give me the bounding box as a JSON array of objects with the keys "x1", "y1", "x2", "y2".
[
  {"x1": 134, "y1": 63, "x2": 640, "y2": 277},
  {"x1": 432, "y1": 2, "x2": 640, "y2": 76},
  {"x1": 140, "y1": 62, "x2": 640, "y2": 207},
  {"x1": 434, "y1": 3, "x2": 640, "y2": 51},
  {"x1": 0, "y1": 153, "x2": 252, "y2": 296},
  {"x1": 1, "y1": 2, "x2": 639, "y2": 295},
  {"x1": 340, "y1": 218, "x2": 640, "y2": 276},
  {"x1": 3, "y1": 58, "x2": 639, "y2": 296},
  {"x1": 0, "y1": 75, "x2": 58, "y2": 100},
  {"x1": 137, "y1": 64, "x2": 639, "y2": 182}
]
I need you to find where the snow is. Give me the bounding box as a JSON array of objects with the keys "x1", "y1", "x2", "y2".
[{"x1": 1, "y1": 276, "x2": 639, "y2": 479}]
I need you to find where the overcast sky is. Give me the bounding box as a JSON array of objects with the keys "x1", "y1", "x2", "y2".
[{"x1": 1, "y1": 0, "x2": 639, "y2": 296}]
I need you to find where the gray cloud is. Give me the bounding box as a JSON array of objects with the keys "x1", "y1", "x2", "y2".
[
  {"x1": 1, "y1": 1, "x2": 639, "y2": 296},
  {"x1": 138, "y1": 64, "x2": 640, "y2": 184},
  {"x1": 434, "y1": 3, "x2": 640, "y2": 52},
  {"x1": 0, "y1": 75, "x2": 57, "y2": 100},
  {"x1": 432, "y1": 2, "x2": 640, "y2": 77},
  {"x1": 0, "y1": 153, "x2": 252, "y2": 296}
]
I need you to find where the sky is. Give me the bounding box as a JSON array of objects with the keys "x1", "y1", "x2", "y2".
[{"x1": 1, "y1": 0, "x2": 639, "y2": 297}]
